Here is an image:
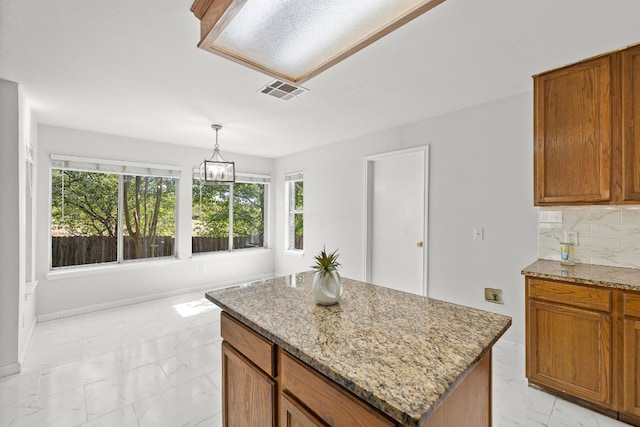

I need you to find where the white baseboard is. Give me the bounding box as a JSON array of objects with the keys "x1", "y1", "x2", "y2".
[
  {"x1": 0, "y1": 362, "x2": 20, "y2": 378},
  {"x1": 37, "y1": 272, "x2": 275, "y2": 322}
]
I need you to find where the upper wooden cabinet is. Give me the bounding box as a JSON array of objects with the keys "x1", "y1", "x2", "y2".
[
  {"x1": 621, "y1": 45, "x2": 640, "y2": 202},
  {"x1": 534, "y1": 43, "x2": 640, "y2": 205}
]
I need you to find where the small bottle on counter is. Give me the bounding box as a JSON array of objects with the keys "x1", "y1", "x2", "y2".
[{"x1": 560, "y1": 242, "x2": 575, "y2": 265}]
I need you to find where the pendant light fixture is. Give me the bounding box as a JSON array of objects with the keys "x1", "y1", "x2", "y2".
[{"x1": 200, "y1": 124, "x2": 235, "y2": 184}]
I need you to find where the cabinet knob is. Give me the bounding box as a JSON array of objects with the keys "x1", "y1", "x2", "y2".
[{"x1": 417, "y1": 241, "x2": 424, "y2": 248}]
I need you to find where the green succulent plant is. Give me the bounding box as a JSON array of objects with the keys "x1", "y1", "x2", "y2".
[{"x1": 311, "y1": 246, "x2": 341, "y2": 277}]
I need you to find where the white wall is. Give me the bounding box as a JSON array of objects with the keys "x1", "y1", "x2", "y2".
[
  {"x1": 274, "y1": 92, "x2": 539, "y2": 345},
  {"x1": 36, "y1": 125, "x2": 275, "y2": 318},
  {"x1": 0, "y1": 79, "x2": 21, "y2": 375},
  {"x1": 0, "y1": 79, "x2": 38, "y2": 377},
  {"x1": 18, "y1": 86, "x2": 37, "y2": 367}
]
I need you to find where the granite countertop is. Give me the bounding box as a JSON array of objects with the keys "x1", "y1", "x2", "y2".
[
  {"x1": 205, "y1": 272, "x2": 511, "y2": 426},
  {"x1": 522, "y1": 259, "x2": 640, "y2": 291}
]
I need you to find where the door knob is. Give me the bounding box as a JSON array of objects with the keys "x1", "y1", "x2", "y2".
[{"x1": 417, "y1": 241, "x2": 424, "y2": 248}]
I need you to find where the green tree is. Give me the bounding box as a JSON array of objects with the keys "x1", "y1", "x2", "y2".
[
  {"x1": 51, "y1": 170, "x2": 119, "y2": 236},
  {"x1": 293, "y1": 180, "x2": 303, "y2": 238},
  {"x1": 123, "y1": 176, "x2": 176, "y2": 259},
  {"x1": 233, "y1": 182, "x2": 264, "y2": 238},
  {"x1": 51, "y1": 170, "x2": 176, "y2": 262},
  {"x1": 192, "y1": 180, "x2": 266, "y2": 250},
  {"x1": 192, "y1": 180, "x2": 230, "y2": 237}
]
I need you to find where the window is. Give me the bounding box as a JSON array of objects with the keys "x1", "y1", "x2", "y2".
[
  {"x1": 192, "y1": 173, "x2": 269, "y2": 254},
  {"x1": 285, "y1": 171, "x2": 303, "y2": 251},
  {"x1": 50, "y1": 155, "x2": 179, "y2": 269}
]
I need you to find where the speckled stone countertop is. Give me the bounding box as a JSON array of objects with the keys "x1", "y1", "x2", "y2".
[
  {"x1": 205, "y1": 272, "x2": 511, "y2": 426},
  {"x1": 522, "y1": 259, "x2": 640, "y2": 291}
]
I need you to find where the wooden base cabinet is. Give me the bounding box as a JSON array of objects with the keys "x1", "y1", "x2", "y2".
[
  {"x1": 220, "y1": 312, "x2": 396, "y2": 427},
  {"x1": 279, "y1": 349, "x2": 395, "y2": 427},
  {"x1": 623, "y1": 294, "x2": 640, "y2": 425},
  {"x1": 527, "y1": 299, "x2": 612, "y2": 405},
  {"x1": 220, "y1": 311, "x2": 495, "y2": 427},
  {"x1": 280, "y1": 392, "x2": 328, "y2": 427},
  {"x1": 526, "y1": 278, "x2": 613, "y2": 406},
  {"x1": 526, "y1": 277, "x2": 640, "y2": 426},
  {"x1": 222, "y1": 342, "x2": 277, "y2": 427}
]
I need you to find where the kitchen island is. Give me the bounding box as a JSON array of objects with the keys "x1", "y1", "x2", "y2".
[{"x1": 206, "y1": 272, "x2": 511, "y2": 426}]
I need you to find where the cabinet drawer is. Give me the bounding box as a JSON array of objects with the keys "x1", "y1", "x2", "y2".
[
  {"x1": 281, "y1": 391, "x2": 328, "y2": 427},
  {"x1": 624, "y1": 292, "x2": 640, "y2": 318},
  {"x1": 280, "y1": 350, "x2": 396, "y2": 427},
  {"x1": 528, "y1": 278, "x2": 611, "y2": 312},
  {"x1": 221, "y1": 312, "x2": 275, "y2": 376}
]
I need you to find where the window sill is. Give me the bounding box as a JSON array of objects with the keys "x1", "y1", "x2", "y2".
[
  {"x1": 285, "y1": 249, "x2": 305, "y2": 257},
  {"x1": 46, "y1": 258, "x2": 183, "y2": 281},
  {"x1": 190, "y1": 247, "x2": 272, "y2": 260}
]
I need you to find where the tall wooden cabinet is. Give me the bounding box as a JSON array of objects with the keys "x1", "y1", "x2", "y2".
[
  {"x1": 526, "y1": 276, "x2": 640, "y2": 425},
  {"x1": 534, "y1": 42, "x2": 640, "y2": 205}
]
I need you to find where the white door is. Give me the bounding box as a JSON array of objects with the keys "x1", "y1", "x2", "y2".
[{"x1": 365, "y1": 147, "x2": 428, "y2": 296}]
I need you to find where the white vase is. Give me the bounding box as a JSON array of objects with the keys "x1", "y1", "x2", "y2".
[{"x1": 312, "y1": 271, "x2": 343, "y2": 305}]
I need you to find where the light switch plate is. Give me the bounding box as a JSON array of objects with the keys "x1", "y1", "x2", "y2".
[{"x1": 473, "y1": 227, "x2": 484, "y2": 240}]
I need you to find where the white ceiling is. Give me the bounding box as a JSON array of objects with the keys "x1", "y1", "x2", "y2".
[{"x1": 1, "y1": 0, "x2": 640, "y2": 158}]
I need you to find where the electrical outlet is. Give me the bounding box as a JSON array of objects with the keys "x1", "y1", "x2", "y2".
[
  {"x1": 199, "y1": 265, "x2": 206, "y2": 274},
  {"x1": 563, "y1": 231, "x2": 578, "y2": 246},
  {"x1": 484, "y1": 288, "x2": 503, "y2": 304}
]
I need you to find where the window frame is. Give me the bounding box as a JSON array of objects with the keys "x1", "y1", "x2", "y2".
[
  {"x1": 191, "y1": 171, "x2": 270, "y2": 256},
  {"x1": 49, "y1": 155, "x2": 181, "y2": 271},
  {"x1": 285, "y1": 171, "x2": 303, "y2": 253}
]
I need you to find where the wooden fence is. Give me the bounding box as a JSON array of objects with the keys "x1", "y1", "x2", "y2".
[
  {"x1": 52, "y1": 235, "x2": 267, "y2": 267},
  {"x1": 191, "y1": 235, "x2": 265, "y2": 253}
]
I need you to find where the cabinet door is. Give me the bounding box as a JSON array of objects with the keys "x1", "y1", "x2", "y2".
[
  {"x1": 281, "y1": 392, "x2": 328, "y2": 427},
  {"x1": 623, "y1": 318, "x2": 640, "y2": 418},
  {"x1": 527, "y1": 300, "x2": 612, "y2": 406},
  {"x1": 534, "y1": 55, "x2": 613, "y2": 205},
  {"x1": 222, "y1": 341, "x2": 276, "y2": 427},
  {"x1": 621, "y1": 44, "x2": 640, "y2": 202}
]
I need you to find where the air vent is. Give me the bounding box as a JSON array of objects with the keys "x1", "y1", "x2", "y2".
[{"x1": 259, "y1": 80, "x2": 309, "y2": 101}]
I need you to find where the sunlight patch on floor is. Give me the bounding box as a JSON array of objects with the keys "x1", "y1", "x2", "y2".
[{"x1": 173, "y1": 299, "x2": 215, "y2": 318}]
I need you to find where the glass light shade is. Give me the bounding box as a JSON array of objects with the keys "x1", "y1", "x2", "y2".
[
  {"x1": 193, "y1": 0, "x2": 446, "y2": 84},
  {"x1": 200, "y1": 149, "x2": 235, "y2": 184}
]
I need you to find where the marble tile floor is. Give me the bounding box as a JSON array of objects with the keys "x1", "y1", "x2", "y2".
[{"x1": 0, "y1": 291, "x2": 632, "y2": 427}]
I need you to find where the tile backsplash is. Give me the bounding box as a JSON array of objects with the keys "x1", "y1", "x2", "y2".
[{"x1": 538, "y1": 206, "x2": 640, "y2": 269}]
